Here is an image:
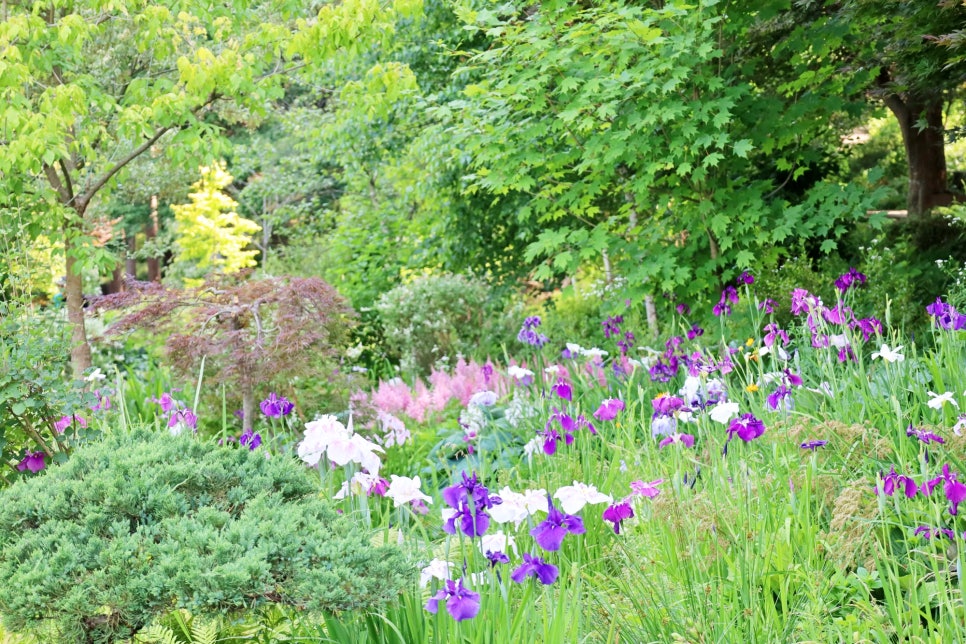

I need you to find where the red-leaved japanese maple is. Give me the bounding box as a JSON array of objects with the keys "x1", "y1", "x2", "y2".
[{"x1": 94, "y1": 273, "x2": 354, "y2": 431}]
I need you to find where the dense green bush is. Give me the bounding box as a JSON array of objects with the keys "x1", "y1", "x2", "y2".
[
  {"x1": 375, "y1": 273, "x2": 490, "y2": 375},
  {"x1": 0, "y1": 304, "x2": 98, "y2": 487},
  {"x1": 0, "y1": 430, "x2": 413, "y2": 643}
]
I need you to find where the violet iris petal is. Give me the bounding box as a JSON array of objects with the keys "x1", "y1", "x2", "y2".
[
  {"x1": 511, "y1": 553, "x2": 558, "y2": 585},
  {"x1": 424, "y1": 578, "x2": 480, "y2": 622},
  {"x1": 602, "y1": 501, "x2": 634, "y2": 534},
  {"x1": 531, "y1": 497, "x2": 585, "y2": 551}
]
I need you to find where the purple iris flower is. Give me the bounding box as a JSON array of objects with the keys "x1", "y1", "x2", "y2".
[
  {"x1": 602, "y1": 501, "x2": 634, "y2": 534},
  {"x1": 517, "y1": 316, "x2": 549, "y2": 347},
  {"x1": 713, "y1": 286, "x2": 739, "y2": 316},
  {"x1": 542, "y1": 409, "x2": 575, "y2": 455},
  {"x1": 153, "y1": 392, "x2": 177, "y2": 413},
  {"x1": 511, "y1": 553, "x2": 559, "y2": 585},
  {"x1": 442, "y1": 472, "x2": 500, "y2": 538},
  {"x1": 652, "y1": 395, "x2": 685, "y2": 416},
  {"x1": 410, "y1": 499, "x2": 430, "y2": 515},
  {"x1": 766, "y1": 385, "x2": 792, "y2": 412},
  {"x1": 926, "y1": 298, "x2": 966, "y2": 330},
  {"x1": 676, "y1": 303, "x2": 691, "y2": 316},
  {"x1": 800, "y1": 439, "x2": 828, "y2": 451},
  {"x1": 822, "y1": 304, "x2": 851, "y2": 325},
  {"x1": 369, "y1": 477, "x2": 389, "y2": 496},
  {"x1": 541, "y1": 425, "x2": 565, "y2": 456},
  {"x1": 686, "y1": 324, "x2": 704, "y2": 341},
  {"x1": 485, "y1": 550, "x2": 510, "y2": 566},
  {"x1": 790, "y1": 289, "x2": 817, "y2": 315},
  {"x1": 239, "y1": 429, "x2": 262, "y2": 451},
  {"x1": 763, "y1": 323, "x2": 790, "y2": 348},
  {"x1": 727, "y1": 413, "x2": 766, "y2": 442},
  {"x1": 758, "y1": 298, "x2": 776, "y2": 314},
  {"x1": 53, "y1": 414, "x2": 87, "y2": 433},
  {"x1": 837, "y1": 345, "x2": 856, "y2": 363},
  {"x1": 16, "y1": 450, "x2": 46, "y2": 473},
  {"x1": 602, "y1": 315, "x2": 624, "y2": 339},
  {"x1": 834, "y1": 267, "x2": 867, "y2": 293},
  {"x1": 260, "y1": 392, "x2": 294, "y2": 418},
  {"x1": 907, "y1": 425, "x2": 945, "y2": 445},
  {"x1": 593, "y1": 398, "x2": 625, "y2": 422},
  {"x1": 617, "y1": 330, "x2": 635, "y2": 356},
  {"x1": 852, "y1": 317, "x2": 883, "y2": 342},
  {"x1": 552, "y1": 379, "x2": 572, "y2": 402},
  {"x1": 914, "y1": 525, "x2": 956, "y2": 540},
  {"x1": 659, "y1": 433, "x2": 695, "y2": 449},
  {"x1": 945, "y1": 481, "x2": 966, "y2": 516},
  {"x1": 531, "y1": 496, "x2": 585, "y2": 551},
  {"x1": 738, "y1": 271, "x2": 755, "y2": 285},
  {"x1": 923, "y1": 465, "x2": 966, "y2": 516},
  {"x1": 878, "y1": 467, "x2": 918, "y2": 498},
  {"x1": 167, "y1": 408, "x2": 198, "y2": 431},
  {"x1": 425, "y1": 578, "x2": 481, "y2": 621},
  {"x1": 649, "y1": 356, "x2": 679, "y2": 382}
]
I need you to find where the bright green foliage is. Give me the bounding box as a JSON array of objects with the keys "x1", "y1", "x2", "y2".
[
  {"x1": 375, "y1": 273, "x2": 490, "y2": 375},
  {"x1": 0, "y1": 430, "x2": 413, "y2": 643},
  {"x1": 452, "y1": 0, "x2": 882, "y2": 301},
  {"x1": 171, "y1": 163, "x2": 260, "y2": 284},
  {"x1": 0, "y1": 0, "x2": 423, "y2": 375}
]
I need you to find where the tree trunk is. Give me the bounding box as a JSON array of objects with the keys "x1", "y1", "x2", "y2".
[
  {"x1": 64, "y1": 216, "x2": 93, "y2": 378},
  {"x1": 146, "y1": 195, "x2": 161, "y2": 281},
  {"x1": 242, "y1": 384, "x2": 255, "y2": 433},
  {"x1": 125, "y1": 229, "x2": 137, "y2": 281},
  {"x1": 884, "y1": 93, "x2": 950, "y2": 215},
  {"x1": 644, "y1": 294, "x2": 659, "y2": 339},
  {"x1": 102, "y1": 265, "x2": 123, "y2": 295}
]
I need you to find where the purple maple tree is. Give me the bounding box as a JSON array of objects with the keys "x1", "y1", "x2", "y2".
[{"x1": 94, "y1": 273, "x2": 354, "y2": 431}]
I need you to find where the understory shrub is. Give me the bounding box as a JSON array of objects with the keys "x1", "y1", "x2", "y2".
[
  {"x1": 0, "y1": 429, "x2": 413, "y2": 643},
  {"x1": 375, "y1": 273, "x2": 490, "y2": 375}
]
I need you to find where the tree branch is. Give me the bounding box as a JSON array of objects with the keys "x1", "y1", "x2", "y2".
[
  {"x1": 78, "y1": 92, "x2": 222, "y2": 209},
  {"x1": 42, "y1": 162, "x2": 72, "y2": 205},
  {"x1": 58, "y1": 157, "x2": 75, "y2": 203},
  {"x1": 77, "y1": 125, "x2": 173, "y2": 210}
]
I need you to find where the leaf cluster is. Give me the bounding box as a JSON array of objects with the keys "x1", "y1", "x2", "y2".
[
  {"x1": 0, "y1": 429, "x2": 414, "y2": 642},
  {"x1": 93, "y1": 274, "x2": 355, "y2": 393}
]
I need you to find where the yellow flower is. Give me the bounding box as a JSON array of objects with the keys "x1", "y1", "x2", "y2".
[
  {"x1": 745, "y1": 338, "x2": 755, "y2": 347},
  {"x1": 745, "y1": 383, "x2": 759, "y2": 393}
]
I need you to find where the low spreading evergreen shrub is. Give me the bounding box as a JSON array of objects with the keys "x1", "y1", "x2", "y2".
[{"x1": 0, "y1": 430, "x2": 413, "y2": 643}]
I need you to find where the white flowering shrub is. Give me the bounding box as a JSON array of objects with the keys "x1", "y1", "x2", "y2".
[{"x1": 375, "y1": 274, "x2": 490, "y2": 375}]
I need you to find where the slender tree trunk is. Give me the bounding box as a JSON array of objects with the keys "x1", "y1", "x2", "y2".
[
  {"x1": 644, "y1": 295, "x2": 659, "y2": 339},
  {"x1": 884, "y1": 92, "x2": 950, "y2": 215},
  {"x1": 64, "y1": 216, "x2": 93, "y2": 378},
  {"x1": 125, "y1": 229, "x2": 137, "y2": 281},
  {"x1": 102, "y1": 264, "x2": 123, "y2": 295},
  {"x1": 242, "y1": 384, "x2": 255, "y2": 433},
  {"x1": 147, "y1": 195, "x2": 161, "y2": 281}
]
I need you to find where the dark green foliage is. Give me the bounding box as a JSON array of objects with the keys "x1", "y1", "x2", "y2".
[
  {"x1": 375, "y1": 273, "x2": 492, "y2": 375},
  {"x1": 0, "y1": 430, "x2": 413, "y2": 643}
]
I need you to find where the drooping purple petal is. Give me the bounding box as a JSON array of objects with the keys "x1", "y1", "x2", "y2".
[
  {"x1": 531, "y1": 497, "x2": 585, "y2": 551},
  {"x1": 511, "y1": 553, "x2": 558, "y2": 585},
  {"x1": 602, "y1": 501, "x2": 634, "y2": 534}
]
